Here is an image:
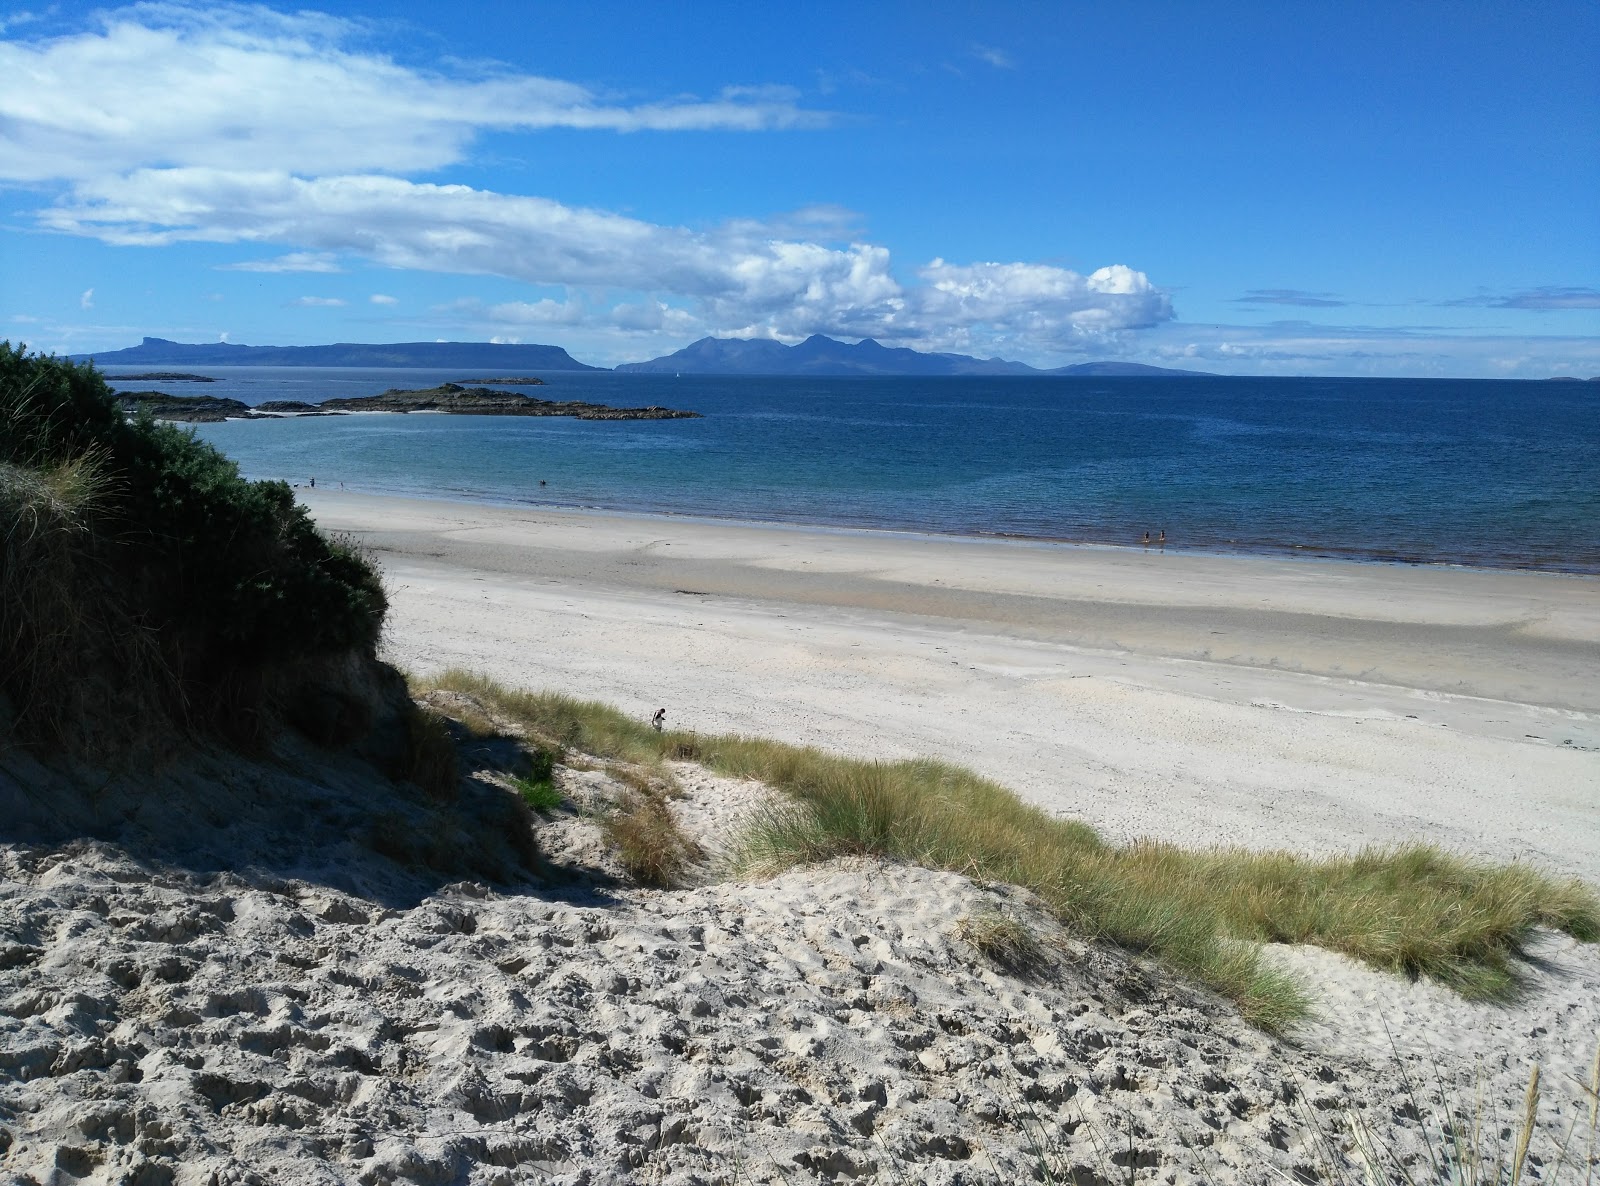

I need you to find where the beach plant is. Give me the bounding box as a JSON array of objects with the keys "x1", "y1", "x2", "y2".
[
  {"x1": 411, "y1": 669, "x2": 1600, "y2": 1032},
  {"x1": 0, "y1": 343, "x2": 388, "y2": 752},
  {"x1": 513, "y1": 769, "x2": 563, "y2": 813},
  {"x1": 954, "y1": 905, "x2": 1050, "y2": 977}
]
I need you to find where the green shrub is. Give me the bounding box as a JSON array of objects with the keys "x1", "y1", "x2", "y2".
[{"x1": 0, "y1": 343, "x2": 388, "y2": 750}]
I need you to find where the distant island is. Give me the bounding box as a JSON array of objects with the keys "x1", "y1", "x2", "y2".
[
  {"x1": 113, "y1": 371, "x2": 217, "y2": 382},
  {"x1": 113, "y1": 383, "x2": 698, "y2": 423},
  {"x1": 616, "y1": 334, "x2": 1215, "y2": 378},
  {"x1": 76, "y1": 337, "x2": 603, "y2": 370}
]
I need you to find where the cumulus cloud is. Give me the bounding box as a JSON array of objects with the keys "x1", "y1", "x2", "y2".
[
  {"x1": 220, "y1": 252, "x2": 342, "y2": 273},
  {"x1": 0, "y1": 3, "x2": 827, "y2": 184},
  {"x1": 369, "y1": 293, "x2": 398, "y2": 305},
  {"x1": 289, "y1": 295, "x2": 346, "y2": 307}
]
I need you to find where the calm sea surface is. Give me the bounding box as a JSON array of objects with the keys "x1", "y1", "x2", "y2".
[{"x1": 103, "y1": 366, "x2": 1600, "y2": 572}]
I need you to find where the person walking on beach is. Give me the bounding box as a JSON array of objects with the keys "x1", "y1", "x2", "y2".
[{"x1": 652, "y1": 708, "x2": 667, "y2": 732}]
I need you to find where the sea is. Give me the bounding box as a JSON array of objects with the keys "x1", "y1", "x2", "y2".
[{"x1": 101, "y1": 366, "x2": 1600, "y2": 573}]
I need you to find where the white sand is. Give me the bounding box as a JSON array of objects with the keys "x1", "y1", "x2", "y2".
[
  {"x1": 4, "y1": 748, "x2": 1595, "y2": 1185},
  {"x1": 305, "y1": 490, "x2": 1600, "y2": 881}
]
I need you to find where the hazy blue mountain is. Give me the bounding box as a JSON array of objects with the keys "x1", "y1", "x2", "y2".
[
  {"x1": 1045, "y1": 361, "x2": 1215, "y2": 376},
  {"x1": 616, "y1": 334, "x2": 1212, "y2": 377},
  {"x1": 72, "y1": 337, "x2": 604, "y2": 370}
]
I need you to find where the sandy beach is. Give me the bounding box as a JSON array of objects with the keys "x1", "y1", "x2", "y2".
[
  {"x1": 5, "y1": 488, "x2": 1599, "y2": 1184},
  {"x1": 304, "y1": 489, "x2": 1600, "y2": 882}
]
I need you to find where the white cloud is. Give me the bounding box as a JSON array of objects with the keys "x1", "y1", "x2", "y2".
[
  {"x1": 0, "y1": 4, "x2": 826, "y2": 184},
  {"x1": 906, "y1": 260, "x2": 1171, "y2": 350},
  {"x1": 220, "y1": 251, "x2": 341, "y2": 273},
  {"x1": 79, "y1": 287, "x2": 94, "y2": 309},
  {"x1": 369, "y1": 293, "x2": 398, "y2": 305},
  {"x1": 289, "y1": 295, "x2": 346, "y2": 307},
  {"x1": 2, "y1": 3, "x2": 1178, "y2": 363},
  {"x1": 973, "y1": 45, "x2": 1014, "y2": 69}
]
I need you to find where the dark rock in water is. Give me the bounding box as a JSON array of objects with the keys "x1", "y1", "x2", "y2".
[
  {"x1": 113, "y1": 391, "x2": 261, "y2": 422},
  {"x1": 119, "y1": 383, "x2": 698, "y2": 422},
  {"x1": 317, "y1": 383, "x2": 698, "y2": 420}
]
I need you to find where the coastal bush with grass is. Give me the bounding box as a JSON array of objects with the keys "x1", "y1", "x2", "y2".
[
  {"x1": 0, "y1": 343, "x2": 387, "y2": 752},
  {"x1": 414, "y1": 668, "x2": 1600, "y2": 1032}
]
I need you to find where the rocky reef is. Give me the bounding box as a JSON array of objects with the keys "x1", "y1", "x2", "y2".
[
  {"x1": 114, "y1": 383, "x2": 699, "y2": 423},
  {"x1": 318, "y1": 384, "x2": 698, "y2": 419}
]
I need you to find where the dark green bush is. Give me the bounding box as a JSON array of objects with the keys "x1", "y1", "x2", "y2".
[{"x1": 1, "y1": 342, "x2": 388, "y2": 749}]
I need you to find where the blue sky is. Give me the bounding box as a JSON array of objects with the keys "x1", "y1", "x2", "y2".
[{"x1": 2, "y1": 1, "x2": 1597, "y2": 375}]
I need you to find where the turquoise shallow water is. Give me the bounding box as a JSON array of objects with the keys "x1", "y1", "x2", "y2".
[{"x1": 107, "y1": 367, "x2": 1600, "y2": 572}]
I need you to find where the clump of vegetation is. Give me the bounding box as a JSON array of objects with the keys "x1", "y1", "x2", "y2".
[
  {"x1": 414, "y1": 668, "x2": 1600, "y2": 1031},
  {"x1": 398, "y1": 705, "x2": 459, "y2": 801},
  {"x1": 601, "y1": 787, "x2": 702, "y2": 888},
  {"x1": 0, "y1": 343, "x2": 388, "y2": 753},
  {"x1": 513, "y1": 747, "x2": 563, "y2": 812},
  {"x1": 955, "y1": 906, "x2": 1050, "y2": 977}
]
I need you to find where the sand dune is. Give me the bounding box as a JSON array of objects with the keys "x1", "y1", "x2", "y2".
[{"x1": 4, "y1": 490, "x2": 1597, "y2": 1183}]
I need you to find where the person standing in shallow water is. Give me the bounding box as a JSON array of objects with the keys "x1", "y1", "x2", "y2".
[
  {"x1": 1158, "y1": 530, "x2": 1166, "y2": 550},
  {"x1": 1142, "y1": 531, "x2": 1150, "y2": 548}
]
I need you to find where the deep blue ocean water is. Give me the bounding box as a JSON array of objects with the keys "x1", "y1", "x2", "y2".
[{"x1": 103, "y1": 366, "x2": 1600, "y2": 572}]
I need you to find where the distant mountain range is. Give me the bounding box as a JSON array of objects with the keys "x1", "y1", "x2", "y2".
[
  {"x1": 72, "y1": 334, "x2": 1214, "y2": 378},
  {"x1": 615, "y1": 335, "x2": 1214, "y2": 377},
  {"x1": 72, "y1": 337, "x2": 603, "y2": 370}
]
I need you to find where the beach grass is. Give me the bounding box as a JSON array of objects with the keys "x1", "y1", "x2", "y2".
[{"x1": 414, "y1": 668, "x2": 1600, "y2": 1030}]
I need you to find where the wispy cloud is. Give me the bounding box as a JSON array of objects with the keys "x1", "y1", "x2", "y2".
[
  {"x1": 973, "y1": 44, "x2": 1014, "y2": 69},
  {"x1": 220, "y1": 252, "x2": 342, "y2": 273},
  {"x1": 1231, "y1": 288, "x2": 1348, "y2": 308},
  {"x1": 1442, "y1": 286, "x2": 1600, "y2": 311},
  {"x1": 289, "y1": 296, "x2": 346, "y2": 307},
  {"x1": 79, "y1": 287, "x2": 94, "y2": 309},
  {"x1": 369, "y1": 293, "x2": 399, "y2": 305},
  {"x1": 1140, "y1": 320, "x2": 1600, "y2": 378},
  {"x1": 0, "y1": 3, "x2": 830, "y2": 185}
]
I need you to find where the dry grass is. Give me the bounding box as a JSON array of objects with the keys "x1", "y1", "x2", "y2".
[
  {"x1": 411, "y1": 669, "x2": 1600, "y2": 1031},
  {"x1": 955, "y1": 906, "x2": 1050, "y2": 977},
  {"x1": 601, "y1": 789, "x2": 703, "y2": 888},
  {"x1": 397, "y1": 704, "x2": 459, "y2": 802}
]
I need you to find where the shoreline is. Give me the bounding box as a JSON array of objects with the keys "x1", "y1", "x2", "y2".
[
  {"x1": 279, "y1": 476, "x2": 1600, "y2": 576},
  {"x1": 302, "y1": 488, "x2": 1600, "y2": 882}
]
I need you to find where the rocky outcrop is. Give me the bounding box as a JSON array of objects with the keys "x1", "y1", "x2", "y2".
[
  {"x1": 111, "y1": 392, "x2": 261, "y2": 422},
  {"x1": 317, "y1": 384, "x2": 698, "y2": 419},
  {"x1": 116, "y1": 384, "x2": 700, "y2": 423}
]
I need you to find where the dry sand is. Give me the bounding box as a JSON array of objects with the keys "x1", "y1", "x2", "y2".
[
  {"x1": 304, "y1": 490, "x2": 1600, "y2": 880},
  {"x1": 4, "y1": 746, "x2": 1596, "y2": 1185}
]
